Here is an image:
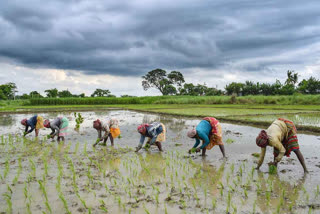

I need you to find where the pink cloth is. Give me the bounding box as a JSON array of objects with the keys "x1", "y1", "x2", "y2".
[
  {"x1": 44, "y1": 119, "x2": 50, "y2": 128},
  {"x1": 187, "y1": 129, "x2": 197, "y2": 138},
  {"x1": 137, "y1": 123, "x2": 149, "y2": 135}
]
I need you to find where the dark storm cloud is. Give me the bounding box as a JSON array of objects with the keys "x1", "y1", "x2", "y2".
[{"x1": 0, "y1": 0, "x2": 319, "y2": 76}]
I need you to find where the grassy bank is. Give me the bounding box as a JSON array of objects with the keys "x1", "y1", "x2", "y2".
[{"x1": 15, "y1": 94, "x2": 320, "y2": 105}]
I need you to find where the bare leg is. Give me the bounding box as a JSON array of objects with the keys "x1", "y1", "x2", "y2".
[
  {"x1": 201, "y1": 148, "x2": 206, "y2": 156},
  {"x1": 57, "y1": 137, "x2": 61, "y2": 142},
  {"x1": 60, "y1": 136, "x2": 65, "y2": 142},
  {"x1": 35, "y1": 129, "x2": 39, "y2": 137},
  {"x1": 102, "y1": 137, "x2": 108, "y2": 146},
  {"x1": 109, "y1": 133, "x2": 114, "y2": 146},
  {"x1": 219, "y1": 145, "x2": 226, "y2": 158},
  {"x1": 294, "y1": 149, "x2": 308, "y2": 173},
  {"x1": 155, "y1": 141, "x2": 163, "y2": 152}
]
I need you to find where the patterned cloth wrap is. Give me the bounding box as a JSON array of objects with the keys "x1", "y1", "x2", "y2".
[
  {"x1": 109, "y1": 118, "x2": 121, "y2": 138},
  {"x1": 36, "y1": 116, "x2": 44, "y2": 129},
  {"x1": 202, "y1": 117, "x2": 223, "y2": 150},
  {"x1": 256, "y1": 130, "x2": 269, "y2": 148},
  {"x1": 274, "y1": 118, "x2": 299, "y2": 157},
  {"x1": 147, "y1": 122, "x2": 166, "y2": 143},
  {"x1": 59, "y1": 117, "x2": 69, "y2": 137}
]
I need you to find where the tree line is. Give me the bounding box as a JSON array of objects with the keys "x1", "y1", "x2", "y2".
[
  {"x1": 1, "y1": 69, "x2": 319, "y2": 100},
  {"x1": 142, "y1": 69, "x2": 320, "y2": 96}
]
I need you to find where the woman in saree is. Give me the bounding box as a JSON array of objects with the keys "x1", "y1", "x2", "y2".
[
  {"x1": 44, "y1": 117, "x2": 69, "y2": 142},
  {"x1": 255, "y1": 118, "x2": 308, "y2": 173},
  {"x1": 187, "y1": 117, "x2": 226, "y2": 157},
  {"x1": 21, "y1": 115, "x2": 44, "y2": 137}
]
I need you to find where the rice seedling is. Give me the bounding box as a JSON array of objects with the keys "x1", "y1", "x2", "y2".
[
  {"x1": 3, "y1": 192, "x2": 13, "y2": 214},
  {"x1": 76, "y1": 192, "x2": 88, "y2": 209},
  {"x1": 2, "y1": 158, "x2": 10, "y2": 180},
  {"x1": 59, "y1": 193, "x2": 71, "y2": 214},
  {"x1": 315, "y1": 185, "x2": 319, "y2": 198},
  {"x1": 252, "y1": 200, "x2": 256, "y2": 214},
  {"x1": 74, "y1": 112, "x2": 84, "y2": 130}
]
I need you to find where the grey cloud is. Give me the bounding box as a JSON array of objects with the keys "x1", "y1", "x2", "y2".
[{"x1": 0, "y1": 0, "x2": 319, "y2": 77}]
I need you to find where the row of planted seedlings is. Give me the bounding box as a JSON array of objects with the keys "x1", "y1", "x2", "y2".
[{"x1": 0, "y1": 134, "x2": 319, "y2": 213}]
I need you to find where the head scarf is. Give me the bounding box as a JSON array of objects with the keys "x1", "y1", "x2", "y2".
[
  {"x1": 256, "y1": 130, "x2": 269, "y2": 147},
  {"x1": 21, "y1": 119, "x2": 27, "y2": 126},
  {"x1": 137, "y1": 123, "x2": 149, "y2": 135},
  {"x1": 93, "y1": 119, "x2": 101, "y2": 130},
  {"x1": 44, "y1": 119, "x2": 50, "y2": 128},
  {"x1": 187, "y1": 129, "x2": 197, "y2": 138}
]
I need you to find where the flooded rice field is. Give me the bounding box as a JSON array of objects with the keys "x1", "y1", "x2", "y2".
[
  {"x1": 0, "y1": 110, "x2": 319, "y2": 214},
  {"x1": 235, "y1": 113, "x2": 320, "y2": 128}
]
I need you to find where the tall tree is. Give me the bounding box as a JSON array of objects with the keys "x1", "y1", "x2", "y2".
[
  {"x1": 285, "y1": 70, "x2": 299, "y2": 87},
  {"x1": 0, "y1": 82, "x2": 17, "y2": 99},
  {"x1": 45, "y1": 88, "x2": 58, "y2": 98},
  {"x1": 142, "y1": 69, "x2": 184, "y2": 95},
  {"x1": 91, "y1": 89, "x2": 112, "y2": 97},
  {"x1": 29, "y1": 91, "x2": 43, "y2": 98},
  {"x1": 58, "y1": 90, "x2": 73, "y2": 98}
]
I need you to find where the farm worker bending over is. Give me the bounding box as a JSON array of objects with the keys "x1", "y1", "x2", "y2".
[
  {"x1": 255, "y1": 118, "x2": 308, "y2": 173},
  {"x1": 136, "y1": 122, "x2": 166, "y2": 152},
  {"x1": 93, "y1": 118, "x2": 121, "y2": 147},
  {"x1": 44, "y1": 117, "x2": 69, "y2": 142},
  {"x1": 187, "y1": 117, "x2": 226, "y2": 157},
  {"x1": 21, "y1": 115, "x2": 44, "y2": 137}
]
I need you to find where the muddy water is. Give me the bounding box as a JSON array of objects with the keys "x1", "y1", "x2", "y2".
[{"x1": 0, "y1": 110, "x2": 319, "y2": 214}]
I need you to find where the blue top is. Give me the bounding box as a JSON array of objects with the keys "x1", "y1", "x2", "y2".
[
  {"x1": 26, "y1": 115, "x2": 38, "y2": 133},
  {"x1": 193, "y1": 120, "x2": 212, "y2": 149},
  {"x1": 139, "y1": 123, "x2": 163, "y2": 147}
]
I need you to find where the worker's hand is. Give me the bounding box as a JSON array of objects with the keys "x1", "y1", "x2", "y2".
[
  {"x1": 196, "y1": 148, "x2": 201, "y2": 153},
  {"x1": 268, "y1": 161, "x2": 277, "y2": 167},
  {"x1": 188, "y1": 148, "x2": 197, "y2": 154},
  {"x1": 135, "y1": 146, "x2": 142, "y2": 152}
]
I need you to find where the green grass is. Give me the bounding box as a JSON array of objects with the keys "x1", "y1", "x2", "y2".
[{"x1": 2, "y1": 94, "x2": 319, "y2": 106}]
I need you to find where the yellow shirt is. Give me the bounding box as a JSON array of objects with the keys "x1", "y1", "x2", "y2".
[{"x1": 257, "y1": 120, "x2": 287, "y2": 167}]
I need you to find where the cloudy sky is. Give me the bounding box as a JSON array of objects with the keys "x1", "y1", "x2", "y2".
[{"x1": 0, "y1": 0, "x2": 320, "y2": 96}]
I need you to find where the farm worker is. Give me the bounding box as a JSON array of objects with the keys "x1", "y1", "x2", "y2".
[
  {"x1": 93, "y1": 118, "x2": 121, "y2": 147},
  {"x1": 187, "y1": 117, "x2": 226, "y2": 157},
  {"x1": 43, "y1": 117, "x2": 69, "y2": 142},
  {"x1": 136, "y1": 122, "x2": 166, "y2": 152},
  {"x1": 21, "y1": 115, "x2": 44, "y2": 137},
  {"x1": 255, "y1": 118, "x2": 308, "y2": 173}
]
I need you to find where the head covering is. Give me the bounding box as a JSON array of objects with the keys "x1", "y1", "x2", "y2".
[
  {"x1": 187, "y1": 129, "x2": 197, "y2": 138},
  {"x1": 21, "y1": 119, "x2": 27, "y2": 126},
  {"x1": 44, "y1": 119, "x2": 50, "y2": 128},
  {"x1": 137, "y1": 123, "x2": 149, "y2": 135},
  {"x1": 256, "y1": 130, "x2": 269, "y2": 147},
  {"x1": 93, "y1": 119, "x2": 101, "y2": 130}
]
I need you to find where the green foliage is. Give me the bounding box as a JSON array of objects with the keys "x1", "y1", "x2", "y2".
[
  {"x1": 29, "y1": 91, "x2": 43, "y2": 98},
  {"x1": 269, "y1": 165, "x2": 277, "y2": 174},
  {"x1": 58, "y1": 90, "x2": 73, "y2": 98},
  {"x1": 142, "y1": 69, "x2": 185, "y2": 95},
  {"x1": 91, "y1": 89, "x2": 114, "y2": 97},
  {"x1": 26, "y1": 94, "x2": 320, "y2": 106},
  {"x1": 74, "y1": 112, "x2": 84, "y2": 129},
  {"x1": 0, "y1": 82, "x2": 17, "y2": 100},
  {"x1": 45, "y1": 88, "x2": 58, "y2": 98}
]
